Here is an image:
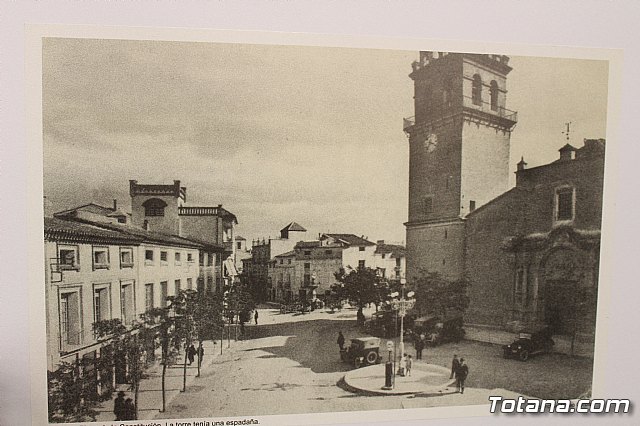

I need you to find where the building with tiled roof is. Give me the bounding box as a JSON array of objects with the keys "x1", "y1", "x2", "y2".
[{"x1": 320, "y1": 233, "x2": 376, "y2": 247}]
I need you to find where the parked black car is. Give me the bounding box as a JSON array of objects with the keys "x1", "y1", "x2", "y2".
[{"x1": 503, "y1": 327, "x2": 555, "y2": 361}]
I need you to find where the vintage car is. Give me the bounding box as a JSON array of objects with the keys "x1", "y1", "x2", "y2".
[
  {"x1": 340, "y1": 337, "x2": 381, "y2": 368},
  {"x1": 364, "y1": 310, "x2": 415, "y2": 338},
  {"x1": 502, "y1": 327, "x2": 555, "y2": 361},
  {"x1": 412, "y1": 314, "x2": 465, "y2": 346}
]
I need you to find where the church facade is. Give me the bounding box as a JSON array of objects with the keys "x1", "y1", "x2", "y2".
[{"x1": 403, "y1": 51, "x2": 604, "y2": 336}]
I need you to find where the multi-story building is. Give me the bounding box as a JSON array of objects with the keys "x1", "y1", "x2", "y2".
[
  {"x1": 129, "y1": 180, "x2": 237, "y2": 288},
  {"x1": 403, "y1": 50, "x2": 603, "y2": 336},
  {"x1": 268, "y1": 234, "x2": 405, "y2": 304},
  {"x1": 372, "y1": 240, "x2": 406, "y2": 281},
  {"x1": 233, "y1": 236, "x2": 252, "y2": 274},
  {"x1": 44, "y1": 216, "x2": 204, "y2": 389},
  {"x1": 250, "y1": 222, "x2": 307, "y2": 301},
  {"x1": 46, "y1": 180, "x2": 235, "y2": 393}
]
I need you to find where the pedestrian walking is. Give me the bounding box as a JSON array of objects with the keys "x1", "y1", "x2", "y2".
[
  {"x1": 254, "y1": 310, "x2": 259, "y2": 325},
  {"x1": 337, "y1": 331, "x2": 345, "y2": 351},
  {"x1": 123, "y1": 397, "x2": 135, "y2": 420},
  {"x1": 187, "y1": 344, "x2": 196, "y2": 365},
  {"x1": 415, "y1": 335, "x2": 425, "y2": 360},
  {"x1": 457, "y1": 358, "x2": 469, "y2": 394},
  {"x1": 406, "y1": 355, "x2": 413, "y2": 376},
  {"x1": 113, "y1": 391, "x2": 125, "y2": 421},
  {"x1": 450, "y1": 354, "x2": 460, "y2": 380}
]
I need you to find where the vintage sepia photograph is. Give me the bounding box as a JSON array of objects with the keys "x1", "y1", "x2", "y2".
[{"x1": 39, "y1": 34, "x2": 610, "y2": 424}]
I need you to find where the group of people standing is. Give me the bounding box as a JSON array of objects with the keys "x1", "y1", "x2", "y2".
[
  {"x1": 450, "y1": 354, "x2": 469, "y2": 394},
  {"x1": 113, "y1": 391, "x2": 135, "y2": 421}
]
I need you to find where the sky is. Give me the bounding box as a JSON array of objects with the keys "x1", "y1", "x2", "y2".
[{"x1": 42, "y1": 38, "x2": 609, "y2": 244}]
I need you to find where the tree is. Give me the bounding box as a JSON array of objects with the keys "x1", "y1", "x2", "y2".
[
  {"x1": 138, "y1": 306, "x2": 181, "y2": 413},
  {"x1": 333, "y1": 267, "x2": 388, "y2": 322},
  {"x1": 191, "y1": 291, "x2": 224, "y2": 376},
  {"x1": 167, "y1": 289, "x2": 198, "y2": 392},
  {"x1": 412, "y1": 269, "x2": 470, "y2": 318},
  {"x1": 226, "y1": 281, "x2": 256, "y2": 339},
  {"x1": 93, "y1": 318, "x2": 154, "y2": 420},
  {"x1": 47, "y1": 360, "x2": 100, "y2": 423}
]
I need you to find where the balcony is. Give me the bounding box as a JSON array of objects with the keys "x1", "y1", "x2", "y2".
[
  {"x1": 404, "y1": 97, "x2": 517, "y2": 133},
  {"x1": 463, "y1": 96, "x2": 517, "y2": 122}
]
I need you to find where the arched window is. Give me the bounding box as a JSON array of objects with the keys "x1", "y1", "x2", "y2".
[
  {"x1": 472, "y1": 74, "x2": 482, "y2": 105},
  {"x1": 490, "y1": 80, "x2": 499, "y2": 111},
  {"x1": 142, "y1": 198, "x2": 167, "y2": 217}
]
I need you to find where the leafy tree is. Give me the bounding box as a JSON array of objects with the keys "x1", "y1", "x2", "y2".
[
  {"x1": 333, "y1": 267, "x2": 388, "y2": 321},
  {"x1": 191, "y1": 290, "x2": 224, "y2": 375},
  {"x1": 93, "y1": 318, "x2": 155, "y2": 420},
  {"x1": 412, "y1": 269, "x2": 470, "y2": 318},
  {"x1": 226, "y1": 282, "x2": 256, "y2": 326},
  {"x1": 47, "y1": 360, "x2": 100, "y2": 423},
  {"x1": 138, "y1": 306, "x2": 181, "y2": 413}
]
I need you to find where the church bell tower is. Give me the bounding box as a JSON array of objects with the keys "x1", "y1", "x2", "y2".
[{"x1": 404, "y1": 51, "x2": 518, "y2": 280}]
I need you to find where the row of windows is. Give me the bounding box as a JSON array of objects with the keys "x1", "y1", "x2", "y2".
[
  {"x1": 144, "y1": 249, "x2": 195, "y2": 265},
  {"x1": 58, "y1": 245, "x2": 197, "y2": 271},
  {"x1": 59, "y1": 277, "x2": 194, "y2": 348}
]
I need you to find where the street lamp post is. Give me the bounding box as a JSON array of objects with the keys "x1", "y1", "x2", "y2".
[{"x1": 389, "y1": 278, "x2": 414, "y2": 373}]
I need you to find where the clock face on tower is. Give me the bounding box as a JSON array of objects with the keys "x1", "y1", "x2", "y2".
[{"x1": 424, "y1": 133, "x2": 438, "y2": 153}]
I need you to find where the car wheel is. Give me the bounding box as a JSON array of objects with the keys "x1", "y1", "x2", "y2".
[
  {"x1": 519, "y1": 350, "x2": 530, "y2": 361},
  {"x1": 365, "y1": 351, "x2": 378, "y2": 365}
]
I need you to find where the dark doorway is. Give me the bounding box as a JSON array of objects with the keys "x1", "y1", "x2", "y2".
[{"x1": 545, "y1": 280, "x2": 578, "y2": 335}]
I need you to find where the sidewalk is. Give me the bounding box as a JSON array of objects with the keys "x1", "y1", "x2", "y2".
[{"x1": 93, "y1": 339, "x2": 223, "y2": 422}]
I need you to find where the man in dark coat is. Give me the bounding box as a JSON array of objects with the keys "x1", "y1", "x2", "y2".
[
  {"x1": 415, "y1": 336, "x2": 425, "y2": 360},
  {"x1": 456, "y1": 358, "x2": 469, "y2": 394},
  {"x1": 254, "y1": 310, "x2": 259, "y2": 325},
  {"x1": 450, "y1": 354, "x2": 460, "y2": 380},
  {"x1": 113, "y1": 391, "x2": 125, "y2": 420},
  {"x1": 337, "y1": 331, "x2": 345, "y2": 351},
  {"x1": 187, "y1": 344, "x2": 197, "y2": 365}
]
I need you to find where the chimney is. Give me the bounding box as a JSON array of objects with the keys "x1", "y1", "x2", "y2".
[{"x1": 516, "y1": 157, "x2": 527, "y2": 171}]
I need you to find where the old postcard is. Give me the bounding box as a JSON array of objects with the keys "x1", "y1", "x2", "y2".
[{"x1": 26, "y1": 25, "x2": 621, "y2": 425}]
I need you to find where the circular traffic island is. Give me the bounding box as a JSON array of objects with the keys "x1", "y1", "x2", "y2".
[{"x1": 343, "y1": 362, "x2": 456, "y2": 396}]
